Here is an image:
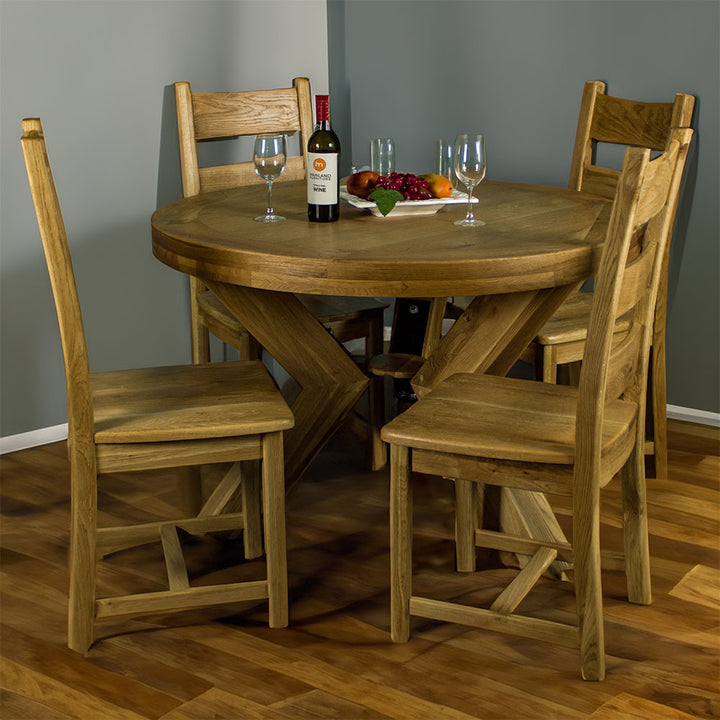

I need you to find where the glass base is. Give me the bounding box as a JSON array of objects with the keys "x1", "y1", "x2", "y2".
[
  {"x1": 254, "y1": 214, "x2": 286, "y2": 223},
  {"x1": 454, "y1": 218, "x2": 486, "y2": 227}
]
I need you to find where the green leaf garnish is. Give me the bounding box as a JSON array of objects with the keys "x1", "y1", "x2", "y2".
[{"x1": 369, "y1": 188, "x2": 404, "y2": 216}]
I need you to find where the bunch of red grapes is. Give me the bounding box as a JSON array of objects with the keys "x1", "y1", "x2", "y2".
[{"x1": 375, "y1": 172, "x2": 433, "y2": 200}]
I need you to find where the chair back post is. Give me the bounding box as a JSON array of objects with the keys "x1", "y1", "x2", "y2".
[
  {"x1": 22, "y1": 119, "x2": 98, "y2": 651},
  {"x1": 293, "y1": 76, "x2": 313, "y2": 175},
  {"x1": 21, "y1": 119, "x2": 94, "y2": 450},
  {"x1": 175, "y1": 81, "x2": 201, "y2": 197},
  {"x1": 572, "y1": 143, "x2": 651, "y2": 681},
  {"x1": 568, "y1": 80, "x2": 605, "y2": 190},
  {"x1": 670, "y1": 93, "x2": 696, "y2": 129}
]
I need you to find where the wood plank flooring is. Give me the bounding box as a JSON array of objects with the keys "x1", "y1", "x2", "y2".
[{"x1": 1, "y1": 419, "x2": 718, "y2": 719}]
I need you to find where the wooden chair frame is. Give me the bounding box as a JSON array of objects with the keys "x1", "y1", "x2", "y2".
[
  {"x1": 383, "y1": 128, "x2": 692, "y2": 680},
  {"x1": 22, "y1": 118, "x2": 294, "y2": 652}
]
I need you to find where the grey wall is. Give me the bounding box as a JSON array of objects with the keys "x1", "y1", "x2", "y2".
[
  {"x1": 1, "y1": 0, "x2": 717, "y2": 440},
  {"x1": 329, "y1": 0, "x2": 719, "y2": 414},
  {"x1": 1, "y1": 0, "x2": 329, "y2": 438}
]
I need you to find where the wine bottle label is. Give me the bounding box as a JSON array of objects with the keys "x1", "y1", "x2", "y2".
[{"x1": 307, "y1": 152, "x2": 338, "y2": 205}]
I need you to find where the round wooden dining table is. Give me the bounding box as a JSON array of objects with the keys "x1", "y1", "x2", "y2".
[{"x1": 152, "y1": 179, "x2": 610, "y2": 571}]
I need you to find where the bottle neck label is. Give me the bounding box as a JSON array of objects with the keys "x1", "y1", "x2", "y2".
[
  {"x1": 315, "y1": 95, "x2": 330, "y2": 122},
  {"x1": 307, "y1": 152, "x2": 338, "y2": 204}
]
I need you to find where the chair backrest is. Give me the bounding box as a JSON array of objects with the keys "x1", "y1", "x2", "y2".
[
  {"x1": 175, "y1": 77, "x2": 313, "y2": 197},
  {"x1": 569, "y1": 81, "x2": 694, "y2": 199},
  {"x1": 576, "y1": 127, "x2": 693, "y2": 485},
  {"x1": 21, "y1": 118, "x2": 94, "y2": 448}
]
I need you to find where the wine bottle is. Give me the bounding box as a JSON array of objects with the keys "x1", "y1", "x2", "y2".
[{"x1": 307, "y1": 94, "x2": 340, "y2": 222}]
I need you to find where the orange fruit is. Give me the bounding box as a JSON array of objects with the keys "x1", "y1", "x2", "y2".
[{"x1": 421, "y1": 173, "x2": 454, "y2": 199}]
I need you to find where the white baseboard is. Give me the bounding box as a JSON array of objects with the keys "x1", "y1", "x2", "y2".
[
  {"x1": 666, "y1": 405, "x2": 720, "y2": 427},
  {"x1": 0, "y1": 423, "x2": 68, "y2": 455},
  {"x1": 0, "y1": 404, "x2": 717, "y2": 456}
]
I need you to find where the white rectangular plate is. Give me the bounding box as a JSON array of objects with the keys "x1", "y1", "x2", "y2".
[{"x1": 340, "y1": 187, "x2": 477, "y2": 217}]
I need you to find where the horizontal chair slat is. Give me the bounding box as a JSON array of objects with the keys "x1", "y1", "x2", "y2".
[
  {"x1": 475, "y1": 528, "x2": 574, "y2": 562},
  {"x1": 198, "y1": 156, "x2": 306, "y2": 193},
  {"x1": 412, "y1": 449, "x2": 574, "y2": 495},
  {"x1": 192, "y1": 88, "x2": 302, "y2": 139},
  {"x1": 409, "y1": 596, "x2": 578, "y2": 647},
  {"x1": 590, "y1": 94, "x2": 674, "y2": 150},
  {"x1": 96, "y1": 513, "x2": 246, "y2": 556},
  {"x1": 96, "y1": 580, "x2": 269, "y2": 619},
  {"x1": 474, "y1": 529, "x2": 626, "y2": 572},
  {"x1": 96, "y1": 436, "x2": 263, "y2": 474}
]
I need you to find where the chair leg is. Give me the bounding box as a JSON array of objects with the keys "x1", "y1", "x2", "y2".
[
  {"x1": 178, "y1": 467, "x2": 203, "y2": 516},
  {"x1": 233, "y1": 329, "x2": 263, "y2": 362},
  {"x1": 368, "y1": 375, "x2": 387, "y2": 471},
  {"x1": 564, "y1": 360, "x2": 582, "y2": 388},
  {"x1": 390, "y1": 443, "x2": 412, "y2": 643},
  {"x1": 542, "y1": 345, "x2": 558, "y2": 384},
  {"x1": 190, "y1": 277, "x2": 211, "y2": 364},
  {"x1": 367, "y1": 313, "x2": 387, "y2": 471},
  {"x1": 621, "y1": 446, "x2": 652, "y2": 605},
  {"x1": 454, "y1": 478, "x2": 476, "y2": 572},
  {"x1": 650, "y1": 344, "x2": 668, "y2": 480},
  {"x1": 261, "y1": 432, "x2": 288, "y2": 628},
  {"x1": 573, "y1": 483, "x2": 605, "y2": 681},
  {"x1": 248, "y1": 335, "x2": 263, "y2": 362},
  {"x1": 240, "y1": 460, "x2": 263, "y2": 560},
  {"x1": 68, "y1": 454, "x2": 97, "y2": 653}
]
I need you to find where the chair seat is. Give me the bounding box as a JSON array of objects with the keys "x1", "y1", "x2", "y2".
[
  {"x1": 534, "y1": 290, "x2": 632, "y2": 346},
  {"x1": 91, "y1": 360, "x2": 294, "y2": 443},
  {"x1": 369, "y1": 353, "x2": 424, "y2": 379},
  {"x1": 381, "y1": 373, "x2": 637, "y2": 466}
]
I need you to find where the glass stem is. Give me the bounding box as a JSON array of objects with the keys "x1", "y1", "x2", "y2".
[
  {"x1": 465, "y1": 184, "x2": 476, "y2": 221},
  {"x1": 266, "y1": 180, "x2": 274, "y2": 217}
]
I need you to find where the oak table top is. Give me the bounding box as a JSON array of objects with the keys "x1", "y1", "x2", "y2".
[{"x1": 152, "y1": 180, "x2": 609, "y2": 299}]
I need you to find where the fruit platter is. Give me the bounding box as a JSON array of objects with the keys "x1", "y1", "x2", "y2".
[{"x1": 342, "y1": 171, "x2": 477, "y2": 218}]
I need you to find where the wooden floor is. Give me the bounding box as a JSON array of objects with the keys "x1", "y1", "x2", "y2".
[{"x1": 1, "y1": 419, "x2": 718, "y2": 719}]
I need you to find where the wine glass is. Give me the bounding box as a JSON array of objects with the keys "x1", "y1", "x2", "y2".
[
  {"x1": 254, "y1": 133, "x2": 287, "y2": 223},
  {"x1": 453, "y1": 133, "x2": 487, "y2": 227}
]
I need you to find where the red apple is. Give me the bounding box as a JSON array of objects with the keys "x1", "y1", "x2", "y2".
[{"x1": 346, "y1": 171, "x2": 380, "y2": 200}]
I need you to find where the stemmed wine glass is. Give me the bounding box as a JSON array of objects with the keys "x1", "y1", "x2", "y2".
[
  {"x1": 254, "y1": 133, "x2": 287, "y2": 223},
  {"x1": 453, "y1": 133, "x2": 487, "y2": 227}
]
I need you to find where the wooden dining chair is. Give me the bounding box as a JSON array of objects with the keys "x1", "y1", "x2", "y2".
[
  {"x1": 175, "y1": 78, "x2": 387, "y2": 470},
  {"x1": 22, "y1": 118, "x2": 294, "y2": 653},
  {"x1": 523, "y1": 81, "x2": 695, "y2": 480},
  {"x1": 382, "y1": 127, "x2": 693, "y2": 680}
]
